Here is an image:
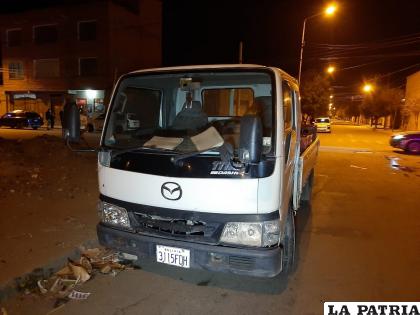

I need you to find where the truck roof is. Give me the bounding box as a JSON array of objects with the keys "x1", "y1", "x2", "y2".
[{"x1": 127, "y1": 64, "x2": 298, "y2": 85}]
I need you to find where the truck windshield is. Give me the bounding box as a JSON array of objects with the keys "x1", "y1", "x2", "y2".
[{"x1": 103, "y1": 70, "x2": 275, "y2": 155}]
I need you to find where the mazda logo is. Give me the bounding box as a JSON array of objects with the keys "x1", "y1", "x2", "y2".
[{"x1": 161, "y1": 182, "x2": 182, "y2": 200}]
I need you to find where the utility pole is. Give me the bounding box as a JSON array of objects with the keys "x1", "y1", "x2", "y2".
[{"x1": 239, "y1": 41, "x2": 243, "y2": 64}]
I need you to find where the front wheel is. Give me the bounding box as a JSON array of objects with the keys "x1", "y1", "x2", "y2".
[
  {"x1": 407, "y1": 141, "x2": 420, "y2": 154},
  {"x1": 281, "y1": 208, "x2": 295, "y2": 273},
  {"x1": 300, "y1": 170, "x2": 314, "y2": 207}
]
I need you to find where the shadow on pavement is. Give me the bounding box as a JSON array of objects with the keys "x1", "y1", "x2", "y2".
[
  {"x1": 130, "y1": 205, "x2": 313, "y2": 296},
  {"x1": 392, "y1": 149, "x2": 420, "y2": 156},
  {"x1": 135, "y1": 256, "x2": 289, "y2": 295}
]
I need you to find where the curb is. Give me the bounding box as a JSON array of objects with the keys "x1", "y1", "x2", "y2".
[{"x1": 0, "y1": 238, "x2": 99, "y2": 303}]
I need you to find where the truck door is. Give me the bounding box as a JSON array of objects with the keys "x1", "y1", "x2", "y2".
[{"x1": 281, "y1": 81, "x2": 298, "y2": 214}]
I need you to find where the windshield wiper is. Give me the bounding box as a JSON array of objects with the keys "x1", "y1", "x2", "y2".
[
  {"x1": 111, "y1": 146, "x2": 172, "y2": 159},
  {"x1": 171, "y1": 142, "x2": 234, "y2": 166}
]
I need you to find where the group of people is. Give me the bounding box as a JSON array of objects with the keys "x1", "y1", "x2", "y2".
[{"x1": 45, "y1": 108, "x2": 64, "y2": 130}]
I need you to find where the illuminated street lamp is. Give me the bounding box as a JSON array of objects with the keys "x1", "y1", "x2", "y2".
[
  {"x1": 325, "y1": 4, "x2": 337, "y2": 15},
  {"x1": 298, "y1": 3, "x2": 337, "y2": 84},
  {"x1": 363, "y1": 83, "x2": 374, "y2": 93},
  {"x1": 326, "y1": 66, "x2": 336, "y2": 74}
]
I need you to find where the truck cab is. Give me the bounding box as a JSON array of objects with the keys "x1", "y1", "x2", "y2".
[{"x1": 73, "y1": 65, "x2": 319, "y2": 277}]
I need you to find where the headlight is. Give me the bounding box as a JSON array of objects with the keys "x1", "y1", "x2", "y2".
[
  {"x1": 220, "y1": 220, "x2": 280, "y2": 247},
  {"x1": 393, "y1": 135, "x2": 405, "y2": 140},
  {"x1": 98, "y1": 201, "x2": 131, "y2": 228},
  {"x1": 98, "y1": 151, "x2": 111, "y2": 167}
]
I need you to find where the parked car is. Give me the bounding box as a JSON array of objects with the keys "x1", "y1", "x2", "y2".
[
  {"x1": 390, "y1": 131, "x2": 420, "y2": 154},
  {"x1": 87, "y1": 113, "x2": 106, "y2": 132},
  {"x1": 314, "y1": 117, "x2": 331, "y2": 133},
  {"x1": 0, "y1": 110, "x2": 44, "y2": 129}
]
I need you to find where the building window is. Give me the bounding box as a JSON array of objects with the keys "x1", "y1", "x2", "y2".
[
  {"x1": 6, "y1": 29, "x2": 22, "y2": 47},
  {"x1": 34, "y1": 59, "x2": 59, "y2": 78},
  {"x1": 8, "y1": 62, "x2": 24, "y2": 80},
  {"x1": 34, "y1": 24, "x2": 58, "y2": 44},
  {"x1": 78, "y1": 21, "x2": 96, "y2": 41},
  {"x1": 79, "y1": 58, "x2": 98, "y2": 76}
]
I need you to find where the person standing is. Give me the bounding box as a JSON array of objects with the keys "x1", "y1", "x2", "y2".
[
  {"x1": 50, "y1": 109, "x2": 55, "y2": 129},
  {"x1": 59, "y1": 110, "x2": 64, "y2": 127},
  {"x1": 45, "y1": 109, "x2": 51, "y2": 130}
]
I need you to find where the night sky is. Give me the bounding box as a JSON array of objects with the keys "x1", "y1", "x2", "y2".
[
  {"x1": 1, "y1": 0, "x2": 419, "y2": 96},
  {"x1": 163, "y1": 0, "x2": 420, "y2": 97}
]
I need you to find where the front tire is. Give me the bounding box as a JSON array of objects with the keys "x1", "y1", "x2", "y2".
[
  {"x1": 407, "y1": 141, "x2": 420, "y2": 154},
  {"x1": 300, "y1": 170, "x2": 314, "y2": 207},
  {"x1": 281, "y1": 208, "x2": 296, "y2": 273}
]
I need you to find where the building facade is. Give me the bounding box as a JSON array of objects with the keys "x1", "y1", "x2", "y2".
[
  {"x1": 403, "y1": 71, "x2": 420, "y2": 131},
  {"x1": 0, "y1": 0, "x2": 161, "y2": 123}
]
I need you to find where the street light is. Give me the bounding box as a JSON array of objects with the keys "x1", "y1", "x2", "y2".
[
  {"x1": 325, "y1": 4, "x2": 337, "y2": 15},
  {"x1": 363, "y1": 83, "x2": 374, "y2": 93},
  {"x1": 326, "y1": 66, "x2": 336, "y2": 74},
  {"x1": 298, "y1": 3, "x2": 337, "y2": 84}
]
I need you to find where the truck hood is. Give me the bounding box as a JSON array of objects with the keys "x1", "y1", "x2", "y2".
[{"x1": 99, "y1": 166, "x2": 259, "y2": 214}]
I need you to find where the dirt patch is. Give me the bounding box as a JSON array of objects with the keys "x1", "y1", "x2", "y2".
[
  {"x1": 0, "y1": 135, "x2": 99, "y2": 285},
  {"x1": 0, "y1": 135, "x2": 96, "y2": 200}
]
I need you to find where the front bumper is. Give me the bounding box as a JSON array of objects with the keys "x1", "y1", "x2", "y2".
[
  {"x1": 390, "y1": 138, "x2": 403, "y2": 149},
  {"x1": 97, "y1": 223, "x2": 282, "y2": 277},
  {"x1": 316, "y1": 126, "x2": 330, "y2": 132}
]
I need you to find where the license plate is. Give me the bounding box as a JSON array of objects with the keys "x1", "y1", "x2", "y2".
[{"x1": 156, "y1": 245, "x2": 190, "y2": 268}]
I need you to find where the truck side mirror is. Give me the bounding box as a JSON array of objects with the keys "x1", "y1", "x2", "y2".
[
  {"x1": 239, "y1": 115, "x2": 262, "y2": 164},
  {"x1": 63, "y1": 102, "x2": 80, "y2": 143}
]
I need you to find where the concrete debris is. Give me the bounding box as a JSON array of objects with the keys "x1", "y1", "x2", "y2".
[{"x1": 32, "y1": 247, "x2": 132, "y2": 305}]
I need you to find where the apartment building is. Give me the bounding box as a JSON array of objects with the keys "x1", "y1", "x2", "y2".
[
  {"x1": 403, "y1": 71, "x2": 420, "y2": 131},
  {"x1": 0, "y1": 0, "x2": 161, "y2": 121}
]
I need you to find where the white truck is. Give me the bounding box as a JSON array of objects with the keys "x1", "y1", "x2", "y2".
[{"x1": 65, "y1": 64, "x2": 319, "y2": 277}]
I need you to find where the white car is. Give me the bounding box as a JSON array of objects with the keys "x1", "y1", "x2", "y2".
[
  {"x1": 87, "y1": 113, "x2": 106, "y2": 132},
  {"x1": 314, "y1": 117, "x2": 331, "y2": 133}
]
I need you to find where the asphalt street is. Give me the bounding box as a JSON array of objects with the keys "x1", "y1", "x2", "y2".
[{"x1": 2, "y1": 124, "x2": 420, "y2": 315}]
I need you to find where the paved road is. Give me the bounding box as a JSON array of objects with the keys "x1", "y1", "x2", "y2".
[
  {"x1": 3, "y1": 125, "x2": 420, "y2": 315},
  {"x1": 0, "y1": 126, "x2": 101, "y2": 146}
]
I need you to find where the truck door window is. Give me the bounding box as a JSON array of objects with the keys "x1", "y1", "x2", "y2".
[
  {"x1": 282, "y1": 82, "x2": 293, "y2": 131},
  {"x1": 282, "y1": 81, "x2": 294, "y2": 162},
  {"x1": 202, "y1": 88, "x2": 254, "y2": 116},
  {"x1": 202, "y1": 88, "x2": 272, "y2": 153}
]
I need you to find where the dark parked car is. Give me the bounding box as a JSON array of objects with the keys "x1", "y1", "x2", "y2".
[
  {"x1": 0, "y1": 110, "x2": 44, "y2": 130},
  {"x1": 86, "y1": 113, "x2": 106, "y2": 132},
  {"x1": 390, "y1": 131, "x2": 420, "y2": 154}
]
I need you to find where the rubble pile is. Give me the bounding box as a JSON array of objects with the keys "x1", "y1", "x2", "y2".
[{"x1": 32, "y1": 248, "x2": 133, "y2": 304}]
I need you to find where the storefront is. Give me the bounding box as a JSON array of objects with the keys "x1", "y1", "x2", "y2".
[{"x1": 68, "y1": 89, "x2": 105, "y2": 117}]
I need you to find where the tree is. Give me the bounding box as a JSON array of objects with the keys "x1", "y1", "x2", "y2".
[
  {"x1": 300, "y1": 69, "x2": 331, "y2": 123},
  {"x1": 336, "y1": 99, "x2": 362, "y2": 122},
  {"x1": 360, "y1": 86, "x2": 403, "y2": 128},
  {"x1": 402, "y1": 97, "x2": 420, "y2": 130}
]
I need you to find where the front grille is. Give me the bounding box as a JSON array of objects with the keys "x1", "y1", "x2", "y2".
[
  {"x1": 131, "y1": 212, "x2": 222, "y2": 244},
  {"x1": 229, "y1": 256, "x2": 256, "y2": 270},
  {"x1": 134, "y1": 212, "x2": 206, "y2": 236}
]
